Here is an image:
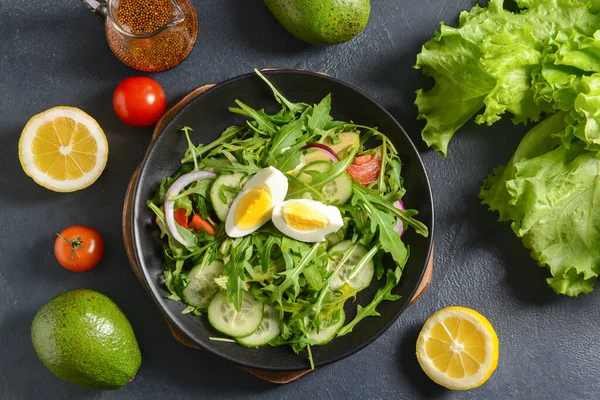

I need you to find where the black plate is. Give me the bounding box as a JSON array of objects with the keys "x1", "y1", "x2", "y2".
[{"x1": 131, "y1": 70, "x2": 434, "y2": 371}]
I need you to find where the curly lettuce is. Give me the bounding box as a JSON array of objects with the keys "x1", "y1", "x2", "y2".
[
  {"x1": 415, "y1": 0, "x2": 600, "y2": 156},
  {"x1": 481, "y1": 74, "x2": 600, "y2": 296},
  {"x1": 482, "y1": 136, "x2": 600, "y2": 296},
  {"x1": 418, "y1": 0, "x2": 600, "y2": 295}
]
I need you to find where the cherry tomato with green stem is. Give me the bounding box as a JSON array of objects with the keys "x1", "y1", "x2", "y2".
[{"x1": 54, "y1": 226, "x2": 105, "y2": 272}]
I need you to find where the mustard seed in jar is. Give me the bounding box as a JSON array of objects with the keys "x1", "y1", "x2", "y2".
[
  {"x1": 117, "y1": 0, "x2": 174, "y2": 36},
  {"x1": 106, "y1": 0, "x2": 198, "y2": 73}
]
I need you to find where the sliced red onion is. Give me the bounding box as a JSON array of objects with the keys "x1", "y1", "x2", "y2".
[
  {"x1": 165, "y1": 171, "x2": 217, "y2": 246},
  {"x1": 394, "y1": 200, "x2": 405, "y2": 237},
  {"x1": 303, "y1": 143, "x2": 339, "y2": 162}
]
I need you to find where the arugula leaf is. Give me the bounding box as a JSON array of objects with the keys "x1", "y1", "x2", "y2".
[
  {"x1": 169, "y1": 179, "x2": 213, "y2": 202},
  {"x1": 173, "y1": 195, "x2": 193, "y2": 217},
  {"x1": 229, "y1": 100, "x2": 277, "y2": 134},
  {"x1": 272, "y1": 144, "x2": 305, "y2": 172},
  {"x1": 308, "y1": 243, "x2": 380, "y2": 329},
  {"x1": 353, "y1": 184, "x2": 429, "y2": 237},
  {"x1": 149, "y1": 177, "x2": 169, "y2": 206},
  {"x1": 385, "y1": 156, "x2": 406, "y2": 198},
  {"x1": 260, "y1": 236, "x2": 281, "y2": 273},
  {"x1": 182, "y1": 125, "x2": 245, "y2": 163},
  {"x1": 337, "y1": 267, "x2": 402, "y2": 337},
  {"x1": 224, "y1": 237, "x2": 251, "y2": 311},
  {"x1": 163, "y1": 270, "x2": 182, "y2": 301},
  {"x1": 262, "y1": 243, "x2": 321, "y2": 305},
  {"x1": 181, "y1": 126, "x2": 200, "y2": 170},
  {"x1": 308, "y1": 95, "x2": 333, "y2": 132},
  {"x1": 285, "y1": 174, "x2": 326, "y2": 202},
  {"x1": 302, "y1": 265, "x2": 322, "y2": 291},
  {"x1": 353, "y1": 189, "x2": 408, "y2": 268},
  {"x1": 254, "y1": 68, "x2": 309, "y2": 115},
  {"x1": 313, "y1": 243, "x2": 358, "y2": 310},
  {"x1": 201, "y1": 157, "x2": 260, "y2": 174},
  {"x1": 347, "y1": 206, "x2": 375, "y2": 245},
  {"x1": 265, "y1": 119, "x2": 305, "y2": 164}
]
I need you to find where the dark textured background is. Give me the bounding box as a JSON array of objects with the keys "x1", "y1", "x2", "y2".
[{"x1": 1, "y1": 1, "x2": 599, "y2": 399}]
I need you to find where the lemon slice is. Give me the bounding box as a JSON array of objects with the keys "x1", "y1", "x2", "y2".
[
  {"x1": 416, "y1": 306, "x2": 499, "y2": 390},
  {"x1": 18, "y1": 106, "x2": 108, "y2": 192}
]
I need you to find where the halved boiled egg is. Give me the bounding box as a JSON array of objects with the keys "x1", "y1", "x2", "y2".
[
  {"x1": 225, "y1": 167, "x2": 288, "y2": 238},
  {"x1": 272, "y1": 199, "x2": 343, "y2": 243}
]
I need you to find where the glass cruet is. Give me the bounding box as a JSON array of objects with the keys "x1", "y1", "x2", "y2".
[{"x1": 80, "y1": 0, "x2": 198, "y2": 73}]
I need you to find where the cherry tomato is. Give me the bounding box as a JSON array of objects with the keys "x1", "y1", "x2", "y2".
[
  {"x1": 113, "y1": 77, "x2": 166, "y2": 127},
  {"x1": 189, "y1": 214, "x2": 216, "y2": 236},
  {"x1": 173, "y1": 208, "x2": 189, "y2": 229},
  {"x1": 347, "y1": 150, "x2": 382, "y2": 186},
  {"x1": 54, "y1": 226, "x2": 105, "y2": 272}
]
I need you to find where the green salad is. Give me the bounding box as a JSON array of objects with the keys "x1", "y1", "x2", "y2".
[{"x1": 148, "y1": 70, "x2": 428, "y2": 366}]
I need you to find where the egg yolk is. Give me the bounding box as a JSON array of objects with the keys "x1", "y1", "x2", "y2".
[
  {"x1": 282, "y1": 203, "x2": 329, "y2": 231},
  {"x1": 234, "y1": 187, "x2": 273, "y2": 230}
]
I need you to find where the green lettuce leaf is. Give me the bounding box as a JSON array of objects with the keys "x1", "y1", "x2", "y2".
[
  {"x1": 480, "y1": 111, "x2": 567, "y2": 222},
  {"x1": 415, "y1": 0, "x2": 600, "y2": 156},
  {"x1": 532, "y1": 29, "x2": 595, "y2": 112},
  {"x1": 477, "y1": 25, "x2": 550, "y2": 126},
  {"x1": 565, "y1": 73, "x2": 600, "y2": 150},
  {"x1": 508, "y1": 143, "x2": 600, "y2": 295},
  {"x1": 415, "y1": 22, "x2": 496, "y2": 156},
  {"x1": 481, "y1": 113, "x2": 600, "y2": 296}
]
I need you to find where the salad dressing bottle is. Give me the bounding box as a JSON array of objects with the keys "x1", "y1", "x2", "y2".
[{"x1": 80, "y1": 0, "x2": 198, "y2": 72}]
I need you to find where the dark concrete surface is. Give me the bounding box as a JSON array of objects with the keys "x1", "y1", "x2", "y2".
[{"x1": 1, "y1": 0, "x2": 599, "y2": 399}]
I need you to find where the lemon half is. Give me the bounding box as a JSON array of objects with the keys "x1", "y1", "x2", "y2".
[
  {"x1": 416, "y1": 306, "x2": 499, "y2": 390},
  {"x1": 18, "y1": 106, "x2": 108, "y2": 192}
]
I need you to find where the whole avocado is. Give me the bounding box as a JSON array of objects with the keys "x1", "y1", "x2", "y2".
[
  {"x1": 264, "y1": 0, "x2": 370, "y2": 45},
  {"x1": 31, "y1": 289, "x2": 142, "y2": 389}
]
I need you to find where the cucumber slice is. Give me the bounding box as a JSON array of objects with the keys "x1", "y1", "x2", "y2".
[
  {"x1": 298, "y1": 162, "x2": 353, "y2": 204},
  {"x1": 328, "y1": 241, "x2": 374, "y2": 291},
  {"x1": 307, "y1": 310, "x2": 345, "y2": 345},
  {"x1": 322, "y1": 172, "x2": 352, "y2": 204},
  {"x1": 181, "y1": 260, "x2": 226, "y2": 308},
  {"x1": 236, "y1": 304, "x2": 281, "y2": 347},
  {"x1": 208, "y1": 291, "x2": 264, "y2": 338},
  {"x1": 298, "y1": 160, "x2": 332, "y2": 177},
  {"x1": 210, "y1": 173, "x2": 245, "y2": 221}
]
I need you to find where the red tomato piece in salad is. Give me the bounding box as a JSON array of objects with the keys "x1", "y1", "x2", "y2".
[
  {"x1": 348, "y1": 151, "x2": 382, "y2": 185},
  {"x1": 189, "y1": 214, "x2": 216, "y2": 236},
  {"x1": 173, "y1": 208, "x2": 189, "y2": 229},
  {"x1": 353, "y1": 153, "x2": 376, "y2": 166}
]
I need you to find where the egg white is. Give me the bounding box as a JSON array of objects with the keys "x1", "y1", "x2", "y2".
[
  {"x1": 271, "y1": 199, "x2": 343, "y2": 243},
  {"x1": 225, "y1": 167, "x2": 288, "y2": 238}
]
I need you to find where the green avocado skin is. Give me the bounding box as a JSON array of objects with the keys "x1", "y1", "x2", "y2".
[
  {"x1": 264, "y1": 0, "x2": 370, "y2": 45},
  {"x1": 31, "y1": 289, "x2": 142, "y2": 390}
]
